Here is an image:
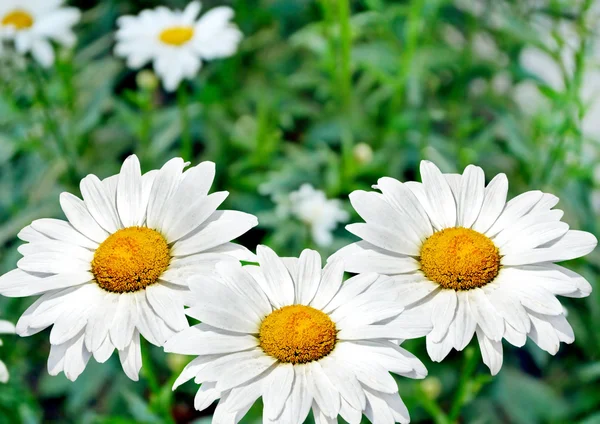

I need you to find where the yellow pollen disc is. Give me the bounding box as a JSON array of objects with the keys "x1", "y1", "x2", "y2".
[
  {"x1": 159, "y1": 26, "x2": 194, "y2": 46},
  {"x1": 420, "y1": 227, "x2": 500, "y2": 291},
  {"x1": 259, "y1": 305, "x2": 337, "y2": 364},
  {"x1": 91, "y1": 227, "x2": 170, "y2": 293},
  {"x1": 2, "y1": 9, "x2": 34, "y2": 30}
]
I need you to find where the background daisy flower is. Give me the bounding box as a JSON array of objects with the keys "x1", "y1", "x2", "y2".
[
  {"x1": 0, "y1": 0, "x2": 80, "y2": 67},
  {"x1": 0, "y1": 155, "x2": 257, "y2": 381},
  {"x1": 114, "y1": 1, "x2": 242, "y2": 92},
  {"x1": 333, "y1": 160, "x2": 597, "y2": 375},
  {"x1": 165, "y1": 246, "x2": 429, "y2": 424}
]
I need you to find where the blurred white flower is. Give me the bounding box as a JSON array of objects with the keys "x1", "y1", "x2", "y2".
[
  {"x1": 0, "y1": 320, "x2": 14, "y2": 383},
  {"x1": 277, "y1": 184, "x2": 349, "y2": 247},
  {"x1": 115, "y1": 1, "x2": 242, "y2": 92},
  {"x1": 0, "y1": 0, "x2": 80, "y2": 67},
  {"x1": 353, "y1": 142, "x2": 373, "y2": 165}
]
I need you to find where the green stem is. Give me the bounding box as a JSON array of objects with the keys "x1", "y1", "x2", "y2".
[
  {"x1": 337, "y1": 0, "x2": 355, "y2": 192},
  {"x1": 337, "y1": 0, "x2": 352, "y2": 110},
  {"x1": 30, "y1": 65, "x2": 80, "y2": 184},
  {"x1": 141, "y1": 341, "x2": 175, "y2": 424},
  {"x1": 177, "y1": 84, "x2": 192, "y2": 161},
  {"x1": 419, "y1": 392, "x2": 450, "y2": 424},
  {"x1": 448, "y1": 347, "x2": 479, "y2": 422},
  {"x1": 139, "y1": 90, "x2": 154, "y2": 166}
]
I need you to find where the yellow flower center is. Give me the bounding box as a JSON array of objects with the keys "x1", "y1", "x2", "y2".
[
  {"x1": 420, "y1": 227, "x2": 500, "y2": 291},
  {"x1": 159, "y1": 26, "x2": 194, "y2": 46},
  {"x1": 91, "y1": 227, "x2": 170, "y2": 293},
  {"x1": 259, "y1": 305, "x2": 337, "y2": 364},
  {"x1": 2, "y1": 9, "x2": 34, "y2": 30}
]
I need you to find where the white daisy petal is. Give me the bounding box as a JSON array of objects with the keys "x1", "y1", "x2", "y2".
[
  {"x1": 263, "y1": 363, "x2": 295, "y2": 419},
  {"x1": 94, "y1": 336, "x2": 116, "y2": 364},
  {"x1": 295, "y1": 249, "x2": 322, "y2": 305},
  {"x1": 31, "y1": 218, "x2": 97, "y2": 249},
  {"x1": 164, "y1": 324, "x2": 259, "y2": 355},
  {"x1": 170, "y1": 210, "x2": 258, "y2": 257},
  {"x1": 59, "y1": 192, "x2": 109, "y2": 243},
  {"x1": 146, "y1": 157, "x2": 186, "y2": 231},
  {"x1": 145, "y1": 283, "x2": 188, "y2": 332},
  {"x1": 429, "y1": 290, "x2": 458, "y2": 343},
  {"x1": 528, "y1": 312, "x2": 561, "y2": 354},
  {"x1": 426, "y1": 324, "x2": 456, "y2": 362},
  {"x1": 185, "y1": 277, "x2": 261, "y2": 333},
  {"x1": 349, "y1": 190, "x2": 422, "y2": 247},
  {"x1": 80, "y1": 174, "x2": 122, "y2": 233},
  {"x1": 503, "y1": 321, "x2": 527, "y2": 347},
  {"x1": 346, "y1": 223, "x2": 420, "y2": 256},
  {"x1": 118, "y1": 331, "x2": 142, "y2": 381},
  {"x1": 194, "y1": 382, "x2": 220, "y2": 411},
  {"x1": 18, "y1": 252, "x2": 91, "y2": 274},
  {"x1": 306, "y1": 362, "x2": 340, "y2": 419},
  {"x1": 309, "y1": 258, "x2": 345, "y2": 310},
  {"x1": 375, "y1": 177, "x2": 433, "y2": 239},
  {"x1": 501, "y1": 230, "x2": 597, "y2": 265},
  {"x1": 476, "y1": 328, "x2": 503, "y2": 375},
  {"x1": 116, "y1": 155, "x2": 144, "y2": 227},
  {"x1": 468, "y1": 288, "x2": 504, "y2": 341},
  {"x1": 458, "y1": 165, "x2": 485, "y2": 228},
  {"x1": 453, "y1": 292, "x2": 477, "y2": 351},
  {"x1": 484, "y1": 284, "x2": 531, "y2": 333},
  {"x1": 256, "y1": 245, "x2": 295, "y2": 307},
  {"x1": 17, "y1": 225, "x2": 51, "y2": 243},
  {"x1": 472, "y1": 173, "x2": 508, "y2": 233},
  {"x1": 109, "y1": 294, "x2": 137, "y2": 350},
  {"x1": 485, "y1": 190, "x2": 543, "y2": 237},
  {"x1": 329, "y1": 241, "x2": 419, "y2": 275},
  {"x1": 420, "y1": 160, "x2": 456, "y2": 229}
]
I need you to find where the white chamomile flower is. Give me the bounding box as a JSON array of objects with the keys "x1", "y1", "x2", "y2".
[
  {"x1": 332, "y1": 160, "x2": 597, "y2": 375},
  {"x1": 114, "y1": 1, "x2": 242, "y2": 92},
  {"x1": 0, "y1": 0, "x2": 80, "y2": 67},
  {"x1": 281, "y1": 184, "x2": 349, "y2": 247},
  {"x1": 165, "y1": 246, "x2": 429, "y2": 424},
  {"x1": 0, "y1": 320, "x2": 15, "y2": 383},
  {"x1": 0, "y1": 155, "x2": 257, "y2": 381}
]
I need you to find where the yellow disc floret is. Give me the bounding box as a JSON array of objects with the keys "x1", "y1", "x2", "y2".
[
  {"x1": 420, "y1": 227, "x2": 500, "y2": 291},
  {"x1": 2, "y1": 9, "x2": 34, "y2": 30},
  {"x1": 92, "y1": 227, "x2": 170, "y2": 293},
  {"x1": 259, "y1": 305, "x2": 337, "y2": 364},
  {"x1": 159, "y1": 26, "x2": 194, "y2": 46}
]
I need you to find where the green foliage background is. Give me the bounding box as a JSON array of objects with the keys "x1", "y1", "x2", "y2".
[{"x1": 1, "y1": 0, "x2": 599, "y2": 422}]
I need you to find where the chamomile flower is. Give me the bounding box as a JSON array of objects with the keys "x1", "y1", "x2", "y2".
[
  {"x1": 0, "y1": 0, "x2": 80, "y2": 67},
  {"x1": 277, "y1": 184, "x2": 349, "y2": 247},
  {"x1": 332, "y1": 160, "x2": 597, "y2": 375},
  {"x1": 0, "y1": 155, "x2": 257, "y2": 381},
  {"x1": 165, "y1": 246, "x2": 429, "y2": 424},
  {"x1": 115, "y1": 1, "x2": 242, "y2": 92},
  {"x1": 0, "y1": 320, "x2": 15, "y2": 383}
]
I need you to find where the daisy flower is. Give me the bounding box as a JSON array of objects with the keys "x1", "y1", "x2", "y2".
[
  {"x1": 165, "y1": 246, "x2": 429, "y2": 424},
  {"x1": 332, "y1": 160, "x2": 597, "y2": 375},
  {"x1": 0, "y1": 0, "x2": 80, "y2": 67},
  {"x1": 114, "y1": 1, "x2": 242, "y2": 92},
  {"x1": 274, "y1": 184, "x2": 349, "y2": 247},
  {"x1": 0, "y1": 155, "x2": 257, "y2": 381},
  {"x1": 0, "y1": 320, "x2": 15, "y2": 383}
]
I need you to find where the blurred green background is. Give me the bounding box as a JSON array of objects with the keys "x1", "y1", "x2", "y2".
[{"x1": 1, "y1": 0, "x2": 600, "y2": 422}]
